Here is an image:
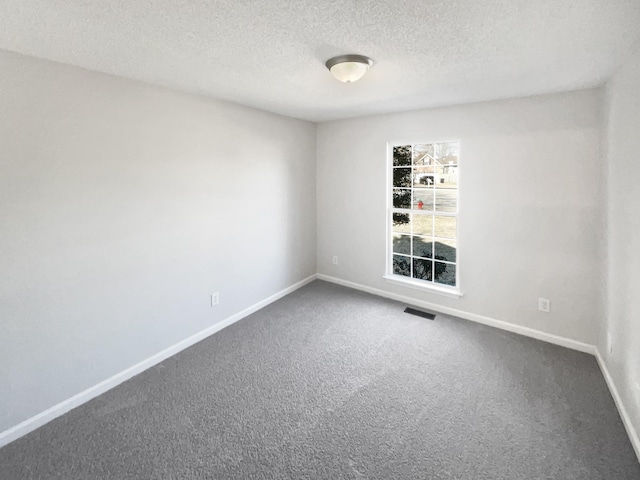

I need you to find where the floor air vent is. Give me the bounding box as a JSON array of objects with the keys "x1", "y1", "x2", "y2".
[{"x1": 404, "y1": 307, "x2": 436, "y2": 320}]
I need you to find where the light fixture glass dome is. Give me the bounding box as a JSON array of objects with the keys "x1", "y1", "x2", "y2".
[{"x1": 326, "y1": 54, "x2": 373, "y2": 83}]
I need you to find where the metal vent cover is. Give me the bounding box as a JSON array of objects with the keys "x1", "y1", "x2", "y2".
[{"x1": 404, "y1": 307, "x2": 436, "y2": 320}]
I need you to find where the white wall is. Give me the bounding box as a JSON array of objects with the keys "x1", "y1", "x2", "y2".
[
  {"x1": 317, "y1": 89, "x2": 604, "y2": 345},
  {"x1": 0, "y1": 49, "x2": 316, "y2": 432},
  {"x1": 603, "y1": 45, "x2": 640, "y2": 445}
]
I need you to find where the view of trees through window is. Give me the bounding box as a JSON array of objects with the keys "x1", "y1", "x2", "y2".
[{"x1": 390, "y1": 142, "x2": 459, "y2": 287}]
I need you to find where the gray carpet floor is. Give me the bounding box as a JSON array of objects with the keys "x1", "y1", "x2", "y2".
[{"x1": 1, "y1": 280, "x2": 639, "y2": 479}]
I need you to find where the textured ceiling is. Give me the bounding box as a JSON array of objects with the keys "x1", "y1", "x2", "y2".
[{"x1": 1, "y1": 0, "x2": 639, "y2": 121}]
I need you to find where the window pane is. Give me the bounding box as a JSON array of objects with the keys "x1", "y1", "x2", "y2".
[
  {"x1": 435, "y1": 189, "x2": 457, "y2": 212},
  {"x1": 413, "y1": 170, "x2": 437, "y2": 187},
  {"x1": 393, "y1": 168, "x2": 411, "y2": 187},
  {"x1": 439, "y1": 165, "x2": 458, "y2": 187},
  {"x1": 393, "y1": 255, "x2": 411, "y2": 277},
  {"x1": 413, "y1": 189, "x2": 434, "y2": 210},
  {"x1": 435, "y1": 142, "x2": 459, "y2": 165},
  {"x1": 393, "y1": 234, "x2": 411, "y2": 255},
  {"x1": 413, "y1": 144, "x2": 434, "y2": 165},
  {"x1": 393, "y1": 146, "x2": 412, "y2": 166},
  {"x1": 434, "y1": 215, "x2": 456, "y2": 239},
  {"x1": 411, "y1": 214, "x2": 432, "y2": 236},
  {"x1": 434, "y1": 239, "x2": 456, "y2": 262},
  {"x1": 412, "y1": 235, "x2": 432, "y2": 258},
  {"x1": 392, "y1": 213, "x2": 411, "y2": 234},
  {"x1": 434, "y1": 262, "x2": 456, "y2": 286},
  {"x1": 393, "y1": 189, "x2": 411, "y2": 208},
  {"x1": 412, "y1": 258, "x2": 432, "y2": 281}
]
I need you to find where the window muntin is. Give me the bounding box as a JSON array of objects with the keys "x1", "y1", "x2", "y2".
[{"x1": 389, "y1": 142, "x2": 459, "y2": 289}]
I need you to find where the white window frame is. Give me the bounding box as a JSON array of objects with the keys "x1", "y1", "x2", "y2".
[{"x1": 383, "y1": 140, "x2": 463, "y2": 299}]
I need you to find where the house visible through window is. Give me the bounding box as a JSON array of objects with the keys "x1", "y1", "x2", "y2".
[{"x1": 388, "y1": 141, "x2": 459, "y2": 292}]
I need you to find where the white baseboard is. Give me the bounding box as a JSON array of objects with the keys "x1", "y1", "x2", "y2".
[
  {"x1": 0, "y1": 274, "x2": 317, "y2": 449},
  {"x1": 595, "y1": 349, "x2": 640, "y2": 463},
  {"x1": 317, "y1": 274, "x2": 595, "y2": 354}
]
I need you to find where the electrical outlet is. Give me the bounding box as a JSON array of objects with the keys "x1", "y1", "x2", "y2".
[
  {"x1": 211, "y1": 292, "x2": 219, "y2": 306},
  {"x1": 538, "y1": 298, "x2": 550, "y2": 312},
  {"x1": 332, "y1": 256, "x2": 339, "y2": 265},
  {"x1": 607, "y1": 333, "x2": 613, "y2": 355}
]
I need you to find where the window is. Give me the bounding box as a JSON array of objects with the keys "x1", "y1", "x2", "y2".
[{"x1": 386, "y1": 141, "x2": 460, "y2": 296}]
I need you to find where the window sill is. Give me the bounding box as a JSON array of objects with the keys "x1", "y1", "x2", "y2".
[{"x1": 383, "y1": 275, "x2": 463, "y2": 299}]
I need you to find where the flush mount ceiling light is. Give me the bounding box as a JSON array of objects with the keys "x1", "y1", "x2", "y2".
[{"x1": 325, "y1": 54, "x2": 374, "y2": 83}]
